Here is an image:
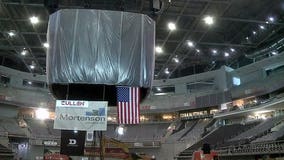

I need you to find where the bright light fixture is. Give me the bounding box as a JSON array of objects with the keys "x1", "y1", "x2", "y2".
[
  {"x1": 164, "y1": 68, "x2": 170, "y2": 74},
  {"x1": 157, "y1": 87, "x2": 161, "y2": 91},
  {"x1": 173, "y1": 57, "x2": 179, "y2": 63},
  {"x1": 168, "y1": 22, "x2": 176, "y2": 31},
  {"x1": 74, "y1": 130, "x2": 78, "y2": 133},
  {"x1": 21, "y1": 49, "x2": 28, "y2": 56},
  {"x1": 29, "y1": 16, "x2": 39, "y2": 24},
  {"x1": 252, "y1": 31, "x2": 257, "y2": 35},
  {"x1": 187, "y1": 41, "x2": 194, "y2": 48},
  {"x1": 203, "y1": 16, "x2": 214, "y2": 25},
  {"x1": 212, "y1": 49, "x2": 217, "y2": 54},
  {"x1": 271, "y1": 51, "x2": 278, "y2": 55},
  {"x1": 8, "y1": 30, "x2": 16, "y2": 37},
  {"x1": 224, "y1": 52, "x2": 229, "y2": 57},
  {"x1": 30, "y1": 65, "x2": 35, "y2": 69},
  {"x1": 230, "y1": 48, "x2": 235, "y2": 52},
  {"x1": 245, "y1": 36, "x2": 249, "y2": 40},
  {"x1": 117, "y1": 126, "x2": 124, "y2": 135},
  {"x1": 155, "y1": 46, "x2": 163, "y2": 54},
  {"x1": 268, "y1": 16, "x2": 275, "y2": 22},
  {"x1": 196, "y1": 49, "x2": 200, "y2": 53},
  {"x1": 43, "y1": 42, "x2": 49, "y2": 48},
  {"x1": 28, "y1": 81, "x2": 32, "y2": 85},
  {"x1": 35, "y1": 108, "x2": 49, "y2": 120},
  {"x1": 259, "y1": 25, "x2": 265, "y2": 30}
]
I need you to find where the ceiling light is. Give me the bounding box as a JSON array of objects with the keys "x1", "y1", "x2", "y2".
[
  {"x1": 43, "y1": 42, "x2": 49, "y2": 48},
  {"x1": 224, "y1": 52, "x2": 229, "y2": 57},
  {"x1": 265, "y1": 21, "x2": 269, "y2": 24},
  {"x1": 203, "y1": 16, "x2": 214, "y2": 25},
  {"x1": 35, "y1": 108, "x2": 49, "y2": 120},
  {"x1": 212, "y1": 49, "x2": 217, "y2": 54},
  {"x1": 74, "y1": 130, "x2": 78, "y2": 133},
  {"x1": 187, "y1": 41, "x2": 195, "y2": 48},
  {"x1": 271, "y1": 51, "x2": 278, "y2": 55},
  {"x1": 173, "y1": 57, "x2": 179, "y2": 63},
  {"x1": 164, "y1": 68, "x2": 170, "y2": 74},
  {"x1": 28, "y1": 81, "x2": 32, "y2": 85},
  {"x1": 8, "y1": 30, "x2": 16, "y2": 37},
  {"x1": 230, "y1": 48, "x2": 235, "y2": 52},
  {"x1": 268, "y1": 16, "x2": 275, "y2": 22},
  {"x1": 157, "y1": 87, "x2": 161, "y2": 91},
  {"x1": 168, "y1": 22, "x2": 176, "y2": 31},
  {"x1": 245, "y1": 36, "x2": 249, "y2": 40},
  {"x1": 117, "y1": 126, "x2": 124, "y2": 135},
  {"x1": 259, "y1": 25, "x2": 265, "y2": 30},
  {"x1": 196, "y1": 49, "x2": 200, "y2": 53},
  {"x1": 29, "y1": 16, "x2": 39, "y2": 24},
  {"x1": 155, "y1": 46, "x2": 163, "y2": 54},
  {"x1": 30, "y1": 65, "x2": 35, "y2": 69},
  {"x1": 252, "y1": 31, "x2": 257, "y2": 35},
  {"x1": 21, "y1": 49, "x2": 28, "y2": 56}
]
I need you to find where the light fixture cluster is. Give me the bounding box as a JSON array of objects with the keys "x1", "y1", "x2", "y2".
[
  {"x1": 8, "y1": 16, "x2": 50, "y2": 72},
  {"x1": 245, "y1": 16, "x2": 276, "y2": 42},
  {"x1": 156, "y1": 15, "x2": 217, "y2": 76}
]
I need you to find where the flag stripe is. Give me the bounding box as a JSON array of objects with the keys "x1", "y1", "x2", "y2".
[{"x1": 117, "y1": 87, "x2": 140, "y2": 124}]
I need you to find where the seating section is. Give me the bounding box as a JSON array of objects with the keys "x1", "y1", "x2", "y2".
[
  {"x1": 180, "y1": 119, "x2": 210, "y2": 141},
  {"x1": 166, "y1": 120, "x2": 197, "y2": 142},
  {"x1": 0, "y1": 144, "x2": 13, "y2": 159},
  {"x1": 105, "y1": 123, "x2": 170, "y2": 142},
  {"x1": 45, "y1": 120, "x2": 61, "y2": 137},
  {"x1": 0, "y1": 119, "x2": 27, "y2": 136},
  {"x1": 252, "y1": 124, "x2": 284, "y2": 143},
  {"x1": 229, "y1": 115, "x2": 284, "y2": 142}
]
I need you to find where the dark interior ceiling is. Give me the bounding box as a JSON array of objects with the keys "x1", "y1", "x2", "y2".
[{"x1": 0, "y1": 0, "x2": 284, "y2": 79}]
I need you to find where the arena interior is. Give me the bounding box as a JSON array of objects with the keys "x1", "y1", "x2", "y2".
[{"x1": 0, "y1": 0, "x2": 284, "y2": 160}]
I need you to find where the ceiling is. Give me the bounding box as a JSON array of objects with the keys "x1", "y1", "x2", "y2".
[{"x1": 0, "y1": 0, "x2": 284, "y2": 79}]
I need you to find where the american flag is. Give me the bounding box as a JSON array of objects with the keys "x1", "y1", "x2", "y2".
[{"x1": 117, "y1": 86, "x2": 140, "y2": 124}]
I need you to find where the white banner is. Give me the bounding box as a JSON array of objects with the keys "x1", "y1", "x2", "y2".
[{"x1": 54, "y1": 100, "x2": 108, "y2": 131}]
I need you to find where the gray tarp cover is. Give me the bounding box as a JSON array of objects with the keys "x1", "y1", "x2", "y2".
[{"x1": 47, "y1": 9, "x2": 155, "y2": 87}]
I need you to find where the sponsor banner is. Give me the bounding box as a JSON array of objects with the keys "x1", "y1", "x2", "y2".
[
  {"x1": 56, "y1": 100, "x2": 88, "y2": 108},
  {"x1": 54, "y1": 101, "x2": 107, "y2": 131},
  {"x1": 60, "y1": 130, "x2": 86, "y2": 156}
]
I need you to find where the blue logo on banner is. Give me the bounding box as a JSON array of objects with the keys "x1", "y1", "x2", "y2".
[{"x1": 85, "y1": 108, "x2": 105, "y2": 116}]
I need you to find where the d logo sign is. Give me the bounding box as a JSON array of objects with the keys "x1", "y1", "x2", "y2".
[{"x1": 69, "y1": 139, "x2": 76, "y2": 145}]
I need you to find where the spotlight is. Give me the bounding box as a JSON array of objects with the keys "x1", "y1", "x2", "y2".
[
  {"x1": 173, "y1": 57, "x2": 179, "y2": 63},
  {"x1": 259, "y1": 25, "x2": 265, "y2": 30},
  {"x1": 8, "y1": 30, "x2": 16, "y2": 37},
  {"x1": 224, "y1": 52, "x2": 229, "y2": 57},
  {"x1": 212, "y1": 49, "x2": 217, "y2": 54},
  {"x1": 43, "y1": 42, "x2": 49, "y2": 48},
  {"x1": 164, "y1": 68, "x2": 170, "y2": 74},
  {"x1": 168, "y1": 22, "x2": 176, "y2": 31},
  {"x1": 21, "y1": 49, "x2": 28, "y2": 56},
  {"x1": 271, "y1": 51, "x2": 278, "y2": 55},
  {"x1": 230, "y1": 48, "x2": 235, "y2": 52},
  {"x1": 187, "y1": 41, "x2": 195, "y2": 48},
  {"x1": 203, "y1": 16, "x2": 214, "y2": 25},
  {"x1": 117, "y1": 126, "x2": 124, "y2": 135},
  {"x1": 30, "y1": 65, "x2": 35, "y2": 69},
  {"x1": 35, "y1": 108, "x2": 49, "y2": 120},
  {"x1": 157, "y1": 87, "x2": 161, "y2": 91},
  {"x1": 196, "y1": 49, "x2": 200, "y2": 53},
  {"x1": 155, "y1": 46, "x2": 163, "y2": 54},
  {"x1": 252, "y1": 31, "x2": 257, "y2": 35},
  {"x1": 268, "y1": 16, "x2": 275, "y2": 22},
  {"x1": 29, "y1": 16, "x2": 39, "y2": 24}
]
